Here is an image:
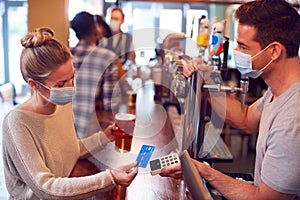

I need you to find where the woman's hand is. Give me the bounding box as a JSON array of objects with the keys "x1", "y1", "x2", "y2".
[
  {"x1": 110, "y1": 162, "x2": 138, "y2": 187},
  {"x1": 103, "y1": 123, "x2": 118, "y2": 142}
]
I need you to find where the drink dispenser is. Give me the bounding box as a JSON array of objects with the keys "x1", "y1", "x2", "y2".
[{"x1": 180, "y1": 37, "x2": 249, "y2": 159}]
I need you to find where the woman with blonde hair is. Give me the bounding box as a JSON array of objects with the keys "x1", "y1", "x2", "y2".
[{"x1": 2, "y1": 27, "x2": 137, "y2": 199}]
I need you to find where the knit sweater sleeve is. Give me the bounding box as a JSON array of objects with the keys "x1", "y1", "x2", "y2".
[
  {"x1": 2, "y1": 110, "x2": 115, "y2": 199},
  {"x1": 77, "y1": 130, "x2": 111, "y2": 158}
]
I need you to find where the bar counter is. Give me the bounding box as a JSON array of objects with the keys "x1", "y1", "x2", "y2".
[{"x1": 92, "y1": 81, "x2": 190, "y2": 200}]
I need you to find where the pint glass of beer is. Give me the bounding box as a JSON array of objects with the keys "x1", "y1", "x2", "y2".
[{"x1": 114, "y1": 113, "x2": 136, "y2": 152}]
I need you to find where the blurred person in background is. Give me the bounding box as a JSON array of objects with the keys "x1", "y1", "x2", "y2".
[
  {"x1": 95, "y1": 14, "x2": 113, "y2": 50},
  {"x1": 71, "y1": 11, "x2": 121, "y2": 138},
  {"x1": 94, "y1": 14, "x2": 126, "y2": 129},
  {"x1": 109, "y1": 7, "x2": 136, "y2": 70}
]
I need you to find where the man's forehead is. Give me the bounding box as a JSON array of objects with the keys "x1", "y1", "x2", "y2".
[
  {"x1": 236, "y1": 24, "x2": 257, "y2": 45},
  {"x1": 237, "y1": 24, "x2": 255, "y2": 38},
  {"x1": 111, "y1": 10, "x2": 123, "y2": 18}
]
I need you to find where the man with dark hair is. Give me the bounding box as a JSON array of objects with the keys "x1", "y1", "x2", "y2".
[
  {"x1": 70, "y1": 12, "x2": 94, "y2": 40},
  {"x1": 162, "y1": 0, "x2": 300, "y2": 199},
  {"x1": 70, "y1": 11, "x2": 120, "y2": 138}
]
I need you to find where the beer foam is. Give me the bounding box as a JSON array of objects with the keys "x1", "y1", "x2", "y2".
[{"x1": 115, "y1": 113, "x2": 135, "y2": 121}]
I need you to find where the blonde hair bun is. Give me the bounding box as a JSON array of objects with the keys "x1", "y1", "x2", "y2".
[{"x1": 21, "y1": 27, "x2": 54, "y2": 48}]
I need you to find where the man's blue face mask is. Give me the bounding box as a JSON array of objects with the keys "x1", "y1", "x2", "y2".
[{"x1": 233, "y1": 44, "x2": 273, "y2": 79}]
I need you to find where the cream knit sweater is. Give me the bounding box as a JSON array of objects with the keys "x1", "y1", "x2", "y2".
[{"x1": 2, "y1": 103, "x2": 115, "y2": 199}]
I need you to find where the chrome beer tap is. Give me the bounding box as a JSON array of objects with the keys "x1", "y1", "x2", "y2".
[
  {"x1": 202, "y1": 77, "x2": 249, "y2": 109},
  {"x1": 240, "y1": 76, "x2": 249, "y2": 110},
  {"x1": 167, "y1": 35, "x2": 249, "y2": 110},
  {"x1": 202, "y1": 36, "x2": 249, "y2": 110}
]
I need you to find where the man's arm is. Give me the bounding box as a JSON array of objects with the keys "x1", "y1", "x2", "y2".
[
  {"x1": 184, "y1": 59, "x2": 261, "y2": 134},
  {"x1": 193, "y1": 160, "x2": 297, "y2": 200},
  {"x1": 206, "y1": 91, "x2": 261, "y2": 133},
  {"x1": 127, "y1": 50, "x2": 136, "y2": 64},
  {"x1": 101, "y1": 60, "x2": 120, "y2": 111},
  {"x1": 125, "y1": 33, "x2": 136, "y2": 64}
]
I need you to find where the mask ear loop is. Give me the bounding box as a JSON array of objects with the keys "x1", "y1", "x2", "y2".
[
  {"x1": 36, "y1": 81, "x2": 51, "y2": 90},
  {"x1": 259, "y1": 59, "x2": 273, "y2": 72},
  {"x1": 252, "y1": 43, "x2": 274, "y2": 72},
  {"x1": 35, "y1": 81, "x2": 52, "y2": 106},
  {"x1": 252, "y1": 43, "x2": 273, "y2": 59}
]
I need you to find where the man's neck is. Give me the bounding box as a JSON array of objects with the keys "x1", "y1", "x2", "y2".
[
  {"x1": 80, "y1": 36, "x2": 97, "y2": 46},
  {"x1": 113, "y1": 30, "x2": 122, "y2": 35},
  {"x1": 265, "y1": 56, "x2": 300, "y2": 97}
]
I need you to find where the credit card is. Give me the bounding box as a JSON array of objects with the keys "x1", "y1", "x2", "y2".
[{"x1": 136, "y1": 144, "x2": 155, "y2": 168}]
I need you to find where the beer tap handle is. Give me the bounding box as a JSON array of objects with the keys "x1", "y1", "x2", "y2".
[
  {"x1": 221, "y1": 36, "x2": 229, "y2": 80},
  {"x1": 240, "y1": 76, "x2": 249, "y2": 110}
]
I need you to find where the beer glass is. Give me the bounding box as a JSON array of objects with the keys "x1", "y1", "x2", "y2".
[{"x1": 114, "y1": 113, "x2": 136, "y2": 152}]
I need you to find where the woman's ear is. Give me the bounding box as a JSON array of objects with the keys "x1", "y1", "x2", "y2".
[{"x1": 28, "y1": 79, "x2": 38, "y2": 90}]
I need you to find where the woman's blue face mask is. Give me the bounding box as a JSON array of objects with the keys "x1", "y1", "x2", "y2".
[{"x1": 38, "y1": 82, "x2": 74, "y2": 105}]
